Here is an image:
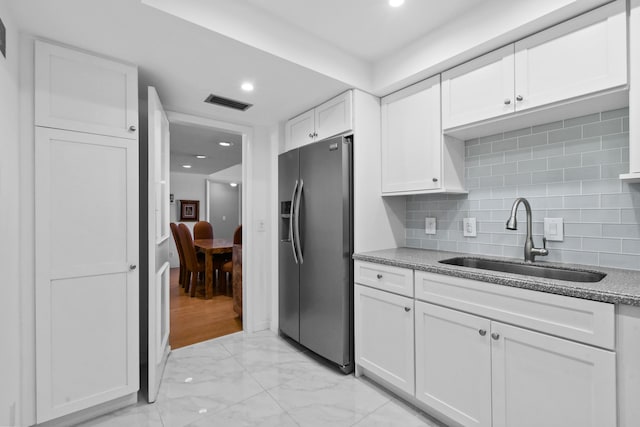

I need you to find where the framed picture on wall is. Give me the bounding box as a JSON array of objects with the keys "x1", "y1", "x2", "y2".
[{"x1": 179, "y1": 200, "x2": 199, "y2": 222}]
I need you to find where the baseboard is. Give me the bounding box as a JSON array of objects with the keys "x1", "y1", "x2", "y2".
[{"x1": 35, "y1": 393, "x2": 138, "y2": 427}]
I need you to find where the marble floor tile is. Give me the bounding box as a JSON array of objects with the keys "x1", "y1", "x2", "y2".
[
  {"x1": 78, "y1": 401, "x2": 164, "y2": 427},
  {"x1": 185, "y1": 391, "x2": 298, "y2": 427},
  {"x1": 77, "y1": 331, "x2": 451, "y2": 427}
]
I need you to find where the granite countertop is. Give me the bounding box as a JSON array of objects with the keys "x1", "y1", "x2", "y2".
[{"x1": 353, "y1": 247, "x2": 640, "y2": 306}]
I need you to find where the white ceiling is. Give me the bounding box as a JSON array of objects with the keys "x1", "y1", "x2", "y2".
[
  {"x1": 170, "y1": 123, "x2": 242, "y2": 175},
  {"x1": 246, "y1": 0, "x2": 479, "y2": 62}
]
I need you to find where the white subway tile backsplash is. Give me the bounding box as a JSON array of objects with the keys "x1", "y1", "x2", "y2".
[
  {"x1": 583, "y1": 118, "x2": 623, "y2": 138},
  {"x1": 405, "y1": 109, "x2": 640, "y2": 270},
  {"x1": 564, "y1": 112, "x2": 600, "y2": 127},
  {"x1": 549, "y1": 126, "x2": 582, "y2": 143}
]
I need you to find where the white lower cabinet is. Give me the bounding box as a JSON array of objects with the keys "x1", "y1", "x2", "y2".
[
  {"x1": 414, "y1": 301, "x2": 492, "y2": 427},
  {"x1": 354, "y1": 260, "x2": 618, "y2": 427},
  {"x1": 415, "y1": 301, "x2": 616, "y2": 427},
  {"x1": 354, "y1": 284, "x2": 414, "y2": 395}
]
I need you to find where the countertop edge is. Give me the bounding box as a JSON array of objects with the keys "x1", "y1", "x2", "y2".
[{"x1": 353, "y1": 251, "x2": 640, "y2": 306}]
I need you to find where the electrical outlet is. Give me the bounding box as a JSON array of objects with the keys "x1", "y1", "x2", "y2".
[
  {"x1": 544, "y1": 218, "x2": 564, "y2": 241},
  {"x1": 463, "y1": 218, "x2": 477, "y2": 237},
  {"x1": 425, "y1": 217, "x2": 436, "y2": 235}
]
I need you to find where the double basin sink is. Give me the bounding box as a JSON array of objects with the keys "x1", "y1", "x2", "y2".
[{"x1": 439, "y1": 257, "x2": 606, "y2": 283}]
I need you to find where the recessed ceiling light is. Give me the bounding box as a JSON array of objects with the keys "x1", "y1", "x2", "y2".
[
  {"x1": 219, "y1": 141, "x2": 233, "y2": 147},
  {"x1": 389, "y1": 0, "x2": 404, "y2": 7},
  {"x1": 182, "y1": 164, "x2": 192, "y2": 169},
  {"x1": 195, "y1": 155, "x2": 207, "y2": 159},
  {"x1": 230, "y1": 182, "x2": 238, "y2": 187},
  {"x1": 241, "y1": 82, "x2": 254, "y2": 92}
]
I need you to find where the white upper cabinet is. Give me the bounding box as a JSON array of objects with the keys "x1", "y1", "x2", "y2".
[
  {"x1": 382, "y1": 76, "x2": 443, "y2": 194},
  {"x1": 382, "y1": 76, "x2": 465, "y2": 195},
  {"x1": 285, "y1": 91, "x2": 352, "y2": 152},
  {"x1": 442, "y1": 2, "x2": 627, "y2": 132},
  {"x1": 35, "y1": 40, "x2": 139, "y2": 140},
  {"x1": 514, "y1": 2, "x2": 627, "y2": 112},
  {"x1": 442, "y1": 45, "x2": 515, "y2": 130},
  {"x1": 285, "y1": 109, "x2": 315, "y2": 152}
]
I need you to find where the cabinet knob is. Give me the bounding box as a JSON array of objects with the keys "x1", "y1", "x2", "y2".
[
  {"x1": 376, "y1": 274, "x2": 383, "y2": 279},
  {"x1": 491, "y1": 332, "x2": 500, "y2": 340},
  {"x1": 128, "y1": 125, "x2": 137, "y2": 132},
  {"x1": 516, "y1": 95, "x2": 524, "y2": 102},
  {"x1": 308, "y1": 133, "x2": 314, "y2": 138},
  {"x1": 404, "y1": 307, "x2": 411, "y2": 312},
  {"x1": 313, "y1": 132, "x2": 318, "y2": 137},
  {"x1": 503, "y1": 98, "x2": 511, "y2": 105},
  {"x1": 478, "y1": 329, "x2": 487, "y2": 336},
  {"x1": 432, "y1": 178, "x2": 438, "y2": 182},
  {"x1": 129, "y1": 264, "x2": 137, "y2": 271}
]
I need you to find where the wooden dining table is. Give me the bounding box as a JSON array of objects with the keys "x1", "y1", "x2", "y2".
[{"x1": 194, "y1": 238, "x2": 233, "y2": 299}]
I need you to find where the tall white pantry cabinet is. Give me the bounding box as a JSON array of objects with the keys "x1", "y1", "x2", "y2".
[{"x1": 34, "y1": 40, "x2": 139, "y2": 423}]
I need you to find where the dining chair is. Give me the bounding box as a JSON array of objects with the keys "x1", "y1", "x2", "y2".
[
  {"x1": 194, "y1": 220, "x2": 214, "y2": 240},
  {"x1": 221, "y1": 225, "x2": 242, "y2": 293},
  {"x1": 177, "y1": 223, "x2": 206, "y2": 297},
  {"x1": 170, "y1": 223, "x2": 187, "y2": 288}
]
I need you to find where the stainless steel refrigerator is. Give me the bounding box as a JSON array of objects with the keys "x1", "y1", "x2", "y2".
[{"x1": 278, "y1": 135, "x2": 353, "y2": 374}]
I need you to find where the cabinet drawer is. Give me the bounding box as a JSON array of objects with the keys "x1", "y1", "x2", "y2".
[
  {"x1": 415, "y1": 271, "x2": 615, "y2": 349},
  {"x1": 354, "y1": 261, "x2": 414, "y2": 297}
]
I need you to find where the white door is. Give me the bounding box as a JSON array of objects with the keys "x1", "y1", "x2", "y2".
[
  {"x1": 514, "y1": 2, "x2": 626, "y2": 112},
  {"x1": 381, "y1": 76, "x2": 441, "y2": 194},
  {"x1": 35, "y1": 127, "x2": 139, "y2": 422},
  {"x1": 414, "y1": 301, "x2": 492, "y2": 427},
  {"x1": 441, "y1": 45, "x2": 515, "y2": 129},
  {"x1": 147, "y1": 87, "x2": 171, "y2": 402},
  {"x1": 491, "y1": 322, "x2": 617, "y2": 427},
  {"x1": 314, "y1": 91, "x2": 353, "y2": 141},
  {"x1": 354, "y1": 285, "x2": 414, "y2": 395}
]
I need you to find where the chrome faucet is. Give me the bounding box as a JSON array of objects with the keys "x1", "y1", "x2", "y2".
[{"x1": 506, "y1": 197, "x2": 549, "y2": 263}]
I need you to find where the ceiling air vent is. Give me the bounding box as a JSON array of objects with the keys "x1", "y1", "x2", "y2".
[{"x1": 204, "y1": 94, "x2": 253, "y2": 111}]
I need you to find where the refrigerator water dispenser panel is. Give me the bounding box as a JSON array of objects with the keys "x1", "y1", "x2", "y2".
[{"x1": 280, "y1": 201, "x2": 292, "y2": 241}]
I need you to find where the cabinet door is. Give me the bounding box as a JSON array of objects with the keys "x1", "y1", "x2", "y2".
[
  {"x1": 491, "y1": 322, "x2": 616, "y2": 427},
  {"x1": 415, "y1": 302, "x2": 492, "y2": 427},
  {"x1": 35, "y1": 40, "x2": 138, "y2": 140},
  {"x1": 315, "y1": 91, "x2": 353, "y2": 141},
  {"x1": 35, "y1": 128, "x2": 139, "y2": 422},
  {"x1": 442, "y1": 45, "x2": 515, "y2": 129},
  {"x1": 355, "y1": 285, "x2": 414, "y2": 395},
  {"x1": 381, "y1": 76, "x2": 442, "y2": 194},
  {"x1": 285, "y1": 109, "x2": 315, "y2": 151},
  {"x1": 514, "y1": 2, "x2": 626, "y2": 112}
]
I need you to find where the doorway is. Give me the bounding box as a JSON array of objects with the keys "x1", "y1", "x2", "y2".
[{"x1": 167, "y1": 118, "x2": 245, "y2": 349}]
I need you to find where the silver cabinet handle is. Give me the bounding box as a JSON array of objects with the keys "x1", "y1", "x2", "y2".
[
  {"x1": 404, "y1": 307, "x2": 411, "y2": 312},
  {"x1": 479, "y1": 329, "x2": 487, "y2": 336},
  {"x1": 516, "y1": 95, "x2": 524, "y2": 101},
  {"x1": 504, "y1": 99, "x2": 511, "y2": 105},
  {"x1": 129, "y1": 125, "x2": 137, "y2": 132},
  {"x1": 129, "y1": 264, "x2": 137, "y2": 271},
  {"x1": 432, "y1": 177, "x2": 438, "y2": 182},
  {"x1": 376, "y1": 274, "x2": 383, "y2": 279},
  {"x1": 491, "y1": 332, "x2": 500, "y2": 340}
]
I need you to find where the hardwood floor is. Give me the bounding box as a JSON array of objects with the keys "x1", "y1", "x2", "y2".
[{"x1": 169, "y1": 267, "x2": 242, "y2": 349}]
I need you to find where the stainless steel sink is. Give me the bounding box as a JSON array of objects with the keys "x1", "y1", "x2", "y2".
[{"x1": 439, "y1": 257, "x2": 606, "y2": 283}]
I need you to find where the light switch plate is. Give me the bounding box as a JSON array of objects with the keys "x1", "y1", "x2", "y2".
[
  {"x1": 425, "y1": 217, "x2": 436, "y2": 235},
  {"x1": 463, "y1": 218, "x2": 477, "y2": 237},
  {"x1": 544, "y1": 217, "x2": 563, "y2": 241}
]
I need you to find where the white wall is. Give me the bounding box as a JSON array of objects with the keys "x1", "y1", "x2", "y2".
[
  {"x1": 168, "y1": 171, "x2": 207, "y2": 267},
  {"x1": 0, "y1": 4, "x2": 21, "y2": 425},
  {"x1": 208, "y1": 181, "x2": 240, "y2": 240}
]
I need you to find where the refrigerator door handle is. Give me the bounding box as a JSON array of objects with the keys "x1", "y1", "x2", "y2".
[
  {"x1": 290, "y1": 180, "x2": 299, "y2": 264},
  {"x1": 294, "y1": 178, "x2": 304, "y2": 264}
]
